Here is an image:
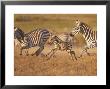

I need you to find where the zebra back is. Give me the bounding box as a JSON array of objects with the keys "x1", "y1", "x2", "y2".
[
  {"x1": 78, "y1": 21, "x2": 97, "y2": 41},
  {"x1": 14, "y1": 27, "x2": 50, "y2": 48},
  {"x1": 24, "y1": 28, "x2": 50, "y2": 47}
]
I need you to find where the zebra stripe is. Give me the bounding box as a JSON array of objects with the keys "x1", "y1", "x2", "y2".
[
  {"x1": 14, "y1": 27, "x2": 50, "y2": 56},
  {"x1": 47, "y1": 33, "x2": 77, "y2": 61},
  {"x1": 70, "y1": 20, "x2": 97, "y2": 57}
]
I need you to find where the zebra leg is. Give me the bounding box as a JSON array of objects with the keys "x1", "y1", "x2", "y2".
[
  {"x1": 79, "y1": 47, "x2": 89, "y2": 58},
  {"x1": 78, "y1": 48, "x2": 85, "y2": 58},
  {"x1": 36, "y1": 46, "x2": 44, "y2": 56},
  {"x1": 31, "y1": 46, "x2": 44, "y2": 56},
  {"x1": 20, "y1": 45, "x2": 29, "y2": 56},
  {"x1": 47, "y1": 49, "x2": 57, "y2": 60},
  {"x1": 68, "y1": 50, "x2": 77, "y2": 61},
  {"x1": 85, "y1": 48, "x2": 90, "y2": 56},
  {"x1": 71, "y1": 50, "x2": 77, "y2": 60},
  {"x1": 20, "y1": 47, "x2": 23, "y2": 55},
  {"x1": 69, "y1": 52, "x2": 74, "y2": 61},
  {"x1": 46, "y1": 49, "x2": 54, "y2": 56},
  {"x1": 25, "y1": 49, "x2": 29, "y2": 56},
  {"x1": 20, "y1": 47, "x2": 26, "y2": 55}
]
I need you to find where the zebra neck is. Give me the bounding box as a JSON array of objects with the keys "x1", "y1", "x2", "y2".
[
  {"x1": 82, "y1": 33, "x2": 89, "y2": 44},
  {"x1": 82, "y1": 34, "x2": 86, "y2": 40}
]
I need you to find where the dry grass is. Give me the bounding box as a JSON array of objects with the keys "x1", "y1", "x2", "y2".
[
  {"x1": 14, "y1": 14, "x2": 97, "y2": 76},
  {"x1": 14, "y1": 45, "x2": 97, "y2": 76}
]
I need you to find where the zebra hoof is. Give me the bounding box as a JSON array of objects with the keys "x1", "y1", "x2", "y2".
[{"x1": 20, "y1": 54, "x2": 22, "y2": 55}]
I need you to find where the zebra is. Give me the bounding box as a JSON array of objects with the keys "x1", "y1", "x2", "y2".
[
  {"x1": 46, "y1": 33, "x2": 77, "y2": 61},
  {"x1": 14, "y1": 27, "x2": 50, "y2": 56},
  {"x1": 70, "y1": 20, "x2": 97, "y2": 58},
  {"x1": 14, "y1": 27, "x2": 24, "y2": 47}
]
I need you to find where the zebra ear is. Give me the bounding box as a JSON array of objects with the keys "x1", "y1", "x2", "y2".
[
  {"x1": 76, "y1": 19, "x2": 81, "y2": 25},
  {"x1": 76, "y1": 19, "x2": 80, "y2": 23}
]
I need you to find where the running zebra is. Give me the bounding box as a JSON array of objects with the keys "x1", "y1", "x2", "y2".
[
  {"x1": 46, "y1": 33, "x2": 77, "y2": 61},
  {"x1": 70, "y1": 20, "x2": 97, "y2": 58},
  {"x1": 14, "y1": 27, "x2": 50, "y2": 56}
]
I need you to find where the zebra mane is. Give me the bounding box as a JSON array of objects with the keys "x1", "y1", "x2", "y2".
[
  {"x1": 80, "y1": 22, "x2": 92, "y2": 30},
  {"x1": 25, "y1": 28, "x2": 49, "y2": 36}
]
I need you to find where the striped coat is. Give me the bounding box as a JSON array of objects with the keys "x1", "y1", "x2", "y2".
[
  {"x1": 46, "y1": 33, "x2": 77, "y2": 61},
  {"x1": 14, "y1": 27, "x2": 50, "y2": 56},
  {"x1": 70, "y1": 20, "x2": 97, "y2": 57}
]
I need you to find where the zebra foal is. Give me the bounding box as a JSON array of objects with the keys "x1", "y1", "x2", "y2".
[
  {"x1": 14, "y1": 27, "x2": 50, "y2": 56},
  {"x1": 46, "y1": 33, "x2": 77, "y2": 61}
]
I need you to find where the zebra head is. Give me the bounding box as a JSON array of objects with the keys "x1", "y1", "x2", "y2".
[
  {"x1": 49, "y1": 34, "x2": 63, "y2": 45},
  {"x1": 69, "y1": 20, "x2": 81, "y2": 37},
  {"x1": 70, "y1": 27, "x2": 80, "y2": 37},
  {"x1": 14, "y1": 27, "x2": 25, "y2": 43}
]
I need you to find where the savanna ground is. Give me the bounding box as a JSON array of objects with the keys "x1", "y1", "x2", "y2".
[{"x1": 14, "y1": 14, "x2": 97, "y2": 76}]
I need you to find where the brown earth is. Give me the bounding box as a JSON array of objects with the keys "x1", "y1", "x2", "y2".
[{"x1": 14, "y1": 45, "x2": 97, "y2": 76}]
